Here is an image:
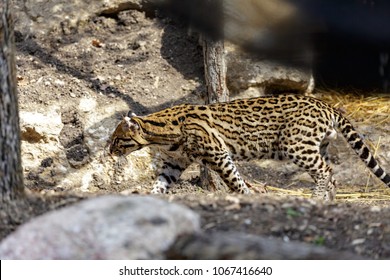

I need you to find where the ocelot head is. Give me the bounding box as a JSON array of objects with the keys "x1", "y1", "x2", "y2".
[{"x1": 109, "y1": 115, "x2": 147, "y2": 156}]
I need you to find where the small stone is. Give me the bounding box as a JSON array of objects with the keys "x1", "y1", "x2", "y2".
[
  {"x1": 54, "y1": 79, "x2": 65, "y2": 86},
  {"x1": 92, "y1": 39, "x2": 103, "y2": 48},
  {"x1": 225, "y1": 195, "x2": 240, "y2": 204},
  {"x1": 370, "y1": 206, "x2": 381, "y2": 212},
  {"x1": 79, "y1": 97, "x2": 97, "y2": 112},
  {"x1": 56, "y1": 165, "x2": 67, "y2": 174},
  {"x1": 270, "y1": 225, "x2": 281, "y2": 232},
  {"x1": 369, "y1": 223, "x2": 382, "y2": 228},
  {"x1": 153, "y1": 76, "x2": 160, "y2": 88},
  {"x1": 203, "y1": 222, "x2": 216, "y2": 230},
  {"x1": 354, "y1": 225, "x2": 360, "y2": 230},
  {"x1": 351, "y1": 238, "x2": 365, "y2": 246},
  {"x1": 264, "y1": 204, "x2": 275, "y2": 212},
  {"x1": 281, "y1": 202, "x2": 295, "y2": 208},
  {"x1": 225, "y1": 203, "x2": 241, "y2": 211}
]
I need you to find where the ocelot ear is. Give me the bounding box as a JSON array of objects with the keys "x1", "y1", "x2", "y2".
[
  {"x1": 122, "y1": 116, "x2": 140, "y2": 132},
  {"x1": 127, "y1": 111, "x2": 137, "y2": 118}
]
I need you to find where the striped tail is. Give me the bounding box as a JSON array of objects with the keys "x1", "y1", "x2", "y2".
[{"x1": 335, "y1": 112, "x2": 390, "y2": 187}]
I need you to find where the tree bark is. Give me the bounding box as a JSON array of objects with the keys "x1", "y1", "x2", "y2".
[
  {"x1": 202, "y1": 39, "x2": 229, "y2": 103},
  {"x1": 200, "y1": 38, "x2": 229, "y2": 191},
  {"x1": 0, "y1": 0, "x2": 25, "y2": 202}
]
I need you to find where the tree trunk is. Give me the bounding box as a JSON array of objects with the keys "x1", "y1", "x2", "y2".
[
  {"x1": 0, "y1": 0, "x2": 25, "y2": 203},
  {"x1": 202, "y1": 39, "x2": 229, "y2": 103},
  {"x1": 200, "y1": 38, "x2": 229, "y2": 191}
]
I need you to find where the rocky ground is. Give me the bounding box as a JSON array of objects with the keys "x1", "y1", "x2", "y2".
[{"x1": 1, "y1": 0, "x2": 390, "y2": 259}]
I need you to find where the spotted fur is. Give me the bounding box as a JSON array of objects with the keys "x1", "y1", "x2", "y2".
[{"x1": 109, "y1": 94, "x2": 390, "y2": 200}]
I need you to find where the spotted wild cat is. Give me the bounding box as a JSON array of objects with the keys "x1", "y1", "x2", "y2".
[{"x1": 109, "y1": 94, "x2": 390, "y2": 200}]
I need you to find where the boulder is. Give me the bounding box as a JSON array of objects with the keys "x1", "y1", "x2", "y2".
[
  {"x1": 0, "y1": 195, "x2": 200, "y2": 259},
  {"x1": 168, "y1": 232, "x2": 362, "y2": 260},
  {"x1": 226, "y1": 44, "x2": 314, "y2": 96}
]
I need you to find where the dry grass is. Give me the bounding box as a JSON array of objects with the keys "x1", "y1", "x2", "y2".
[
  {"x1": 316, "y1": 90, "x2": 390, "y2": 125},
  {"x1": 263, "y1": 185, "x2": 390, "y2": 202}
]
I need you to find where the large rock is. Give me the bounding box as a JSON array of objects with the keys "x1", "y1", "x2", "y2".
[
  {"x1": 226, "y1": 44, "x2": 314, "y2": 96},
  {"x1": 168, "y1": 232, "x2": 362, "y2": 260},
  {"x1": 0, "y1": 195, "x2": 200, "y2": 259}
]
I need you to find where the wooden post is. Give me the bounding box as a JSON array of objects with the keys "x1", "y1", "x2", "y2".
[
  {"x1": 202, "y1": 39, "x2": 229, "y2": 103},
  {"x1": 200, "y1": 37, "x2": 229, "y2": 192}
]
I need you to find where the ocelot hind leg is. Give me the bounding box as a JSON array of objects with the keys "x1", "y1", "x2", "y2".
[
  {"x1": 319, "y1": 140, "x2": 339, "y2": 200},
  {"x1": 292, "y1": 150, "x2": 337, "y2": 201},
  {"x1": 151, "y1": 154, "x2": 190, "y2": 194}
]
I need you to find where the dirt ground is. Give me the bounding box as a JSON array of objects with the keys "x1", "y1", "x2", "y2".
[{"x1": 2, "y1": 6, "x2": 390, "y2": 259}]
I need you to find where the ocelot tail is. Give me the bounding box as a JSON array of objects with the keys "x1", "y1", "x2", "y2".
[{"x1": 109, "y1": 94, "x2": 390, "y2": 200}]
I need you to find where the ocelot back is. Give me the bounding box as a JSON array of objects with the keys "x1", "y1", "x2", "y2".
[{"x1": 109, "y1": 94, "x2": 390, "y2": 200}]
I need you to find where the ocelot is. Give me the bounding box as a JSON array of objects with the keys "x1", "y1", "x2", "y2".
[{"x1": 109, "y1": 94, "x2": 390, "y2": 200}]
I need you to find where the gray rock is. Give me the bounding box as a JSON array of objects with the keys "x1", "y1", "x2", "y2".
[
  {"x1": 98, "y1": 0, "x2": 155, "y2": 16},
  {"x1": 0, "y1": 195, "x2": 200, "y2": 259},
  {"x1": 168, "y1": 232, "x2": 362, "y2": 260},
  {"x1": 226, "y1": 44, "x2": 314, "y2": 96}
]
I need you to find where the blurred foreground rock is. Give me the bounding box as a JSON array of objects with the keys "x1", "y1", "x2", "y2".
[
  {"x1": 0, "y1": 196, "x2": 200, "y2": 259},
  {"x1": 0, "y1": 195, "x2": 361, "y2": 260},
  {"x1": 168, "y1": 232, "x2": 362, "y2": 260}
]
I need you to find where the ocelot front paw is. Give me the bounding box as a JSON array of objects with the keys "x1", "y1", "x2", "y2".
[
  {"x1": 150, "y1": 182, "x2": 168, "y2": 194},
  {"x1": 238, "y1": 186, "x2": 251, "y2": 194},
  {"x1": 150, "y1": 186, "x2": 167, "y2": 194},
  {"x1": 311, "y1": 190, "x2": 335, "y2": 201},
  {"x1": 244, "y1": 180, "x2": 267, "y2": 194}
]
